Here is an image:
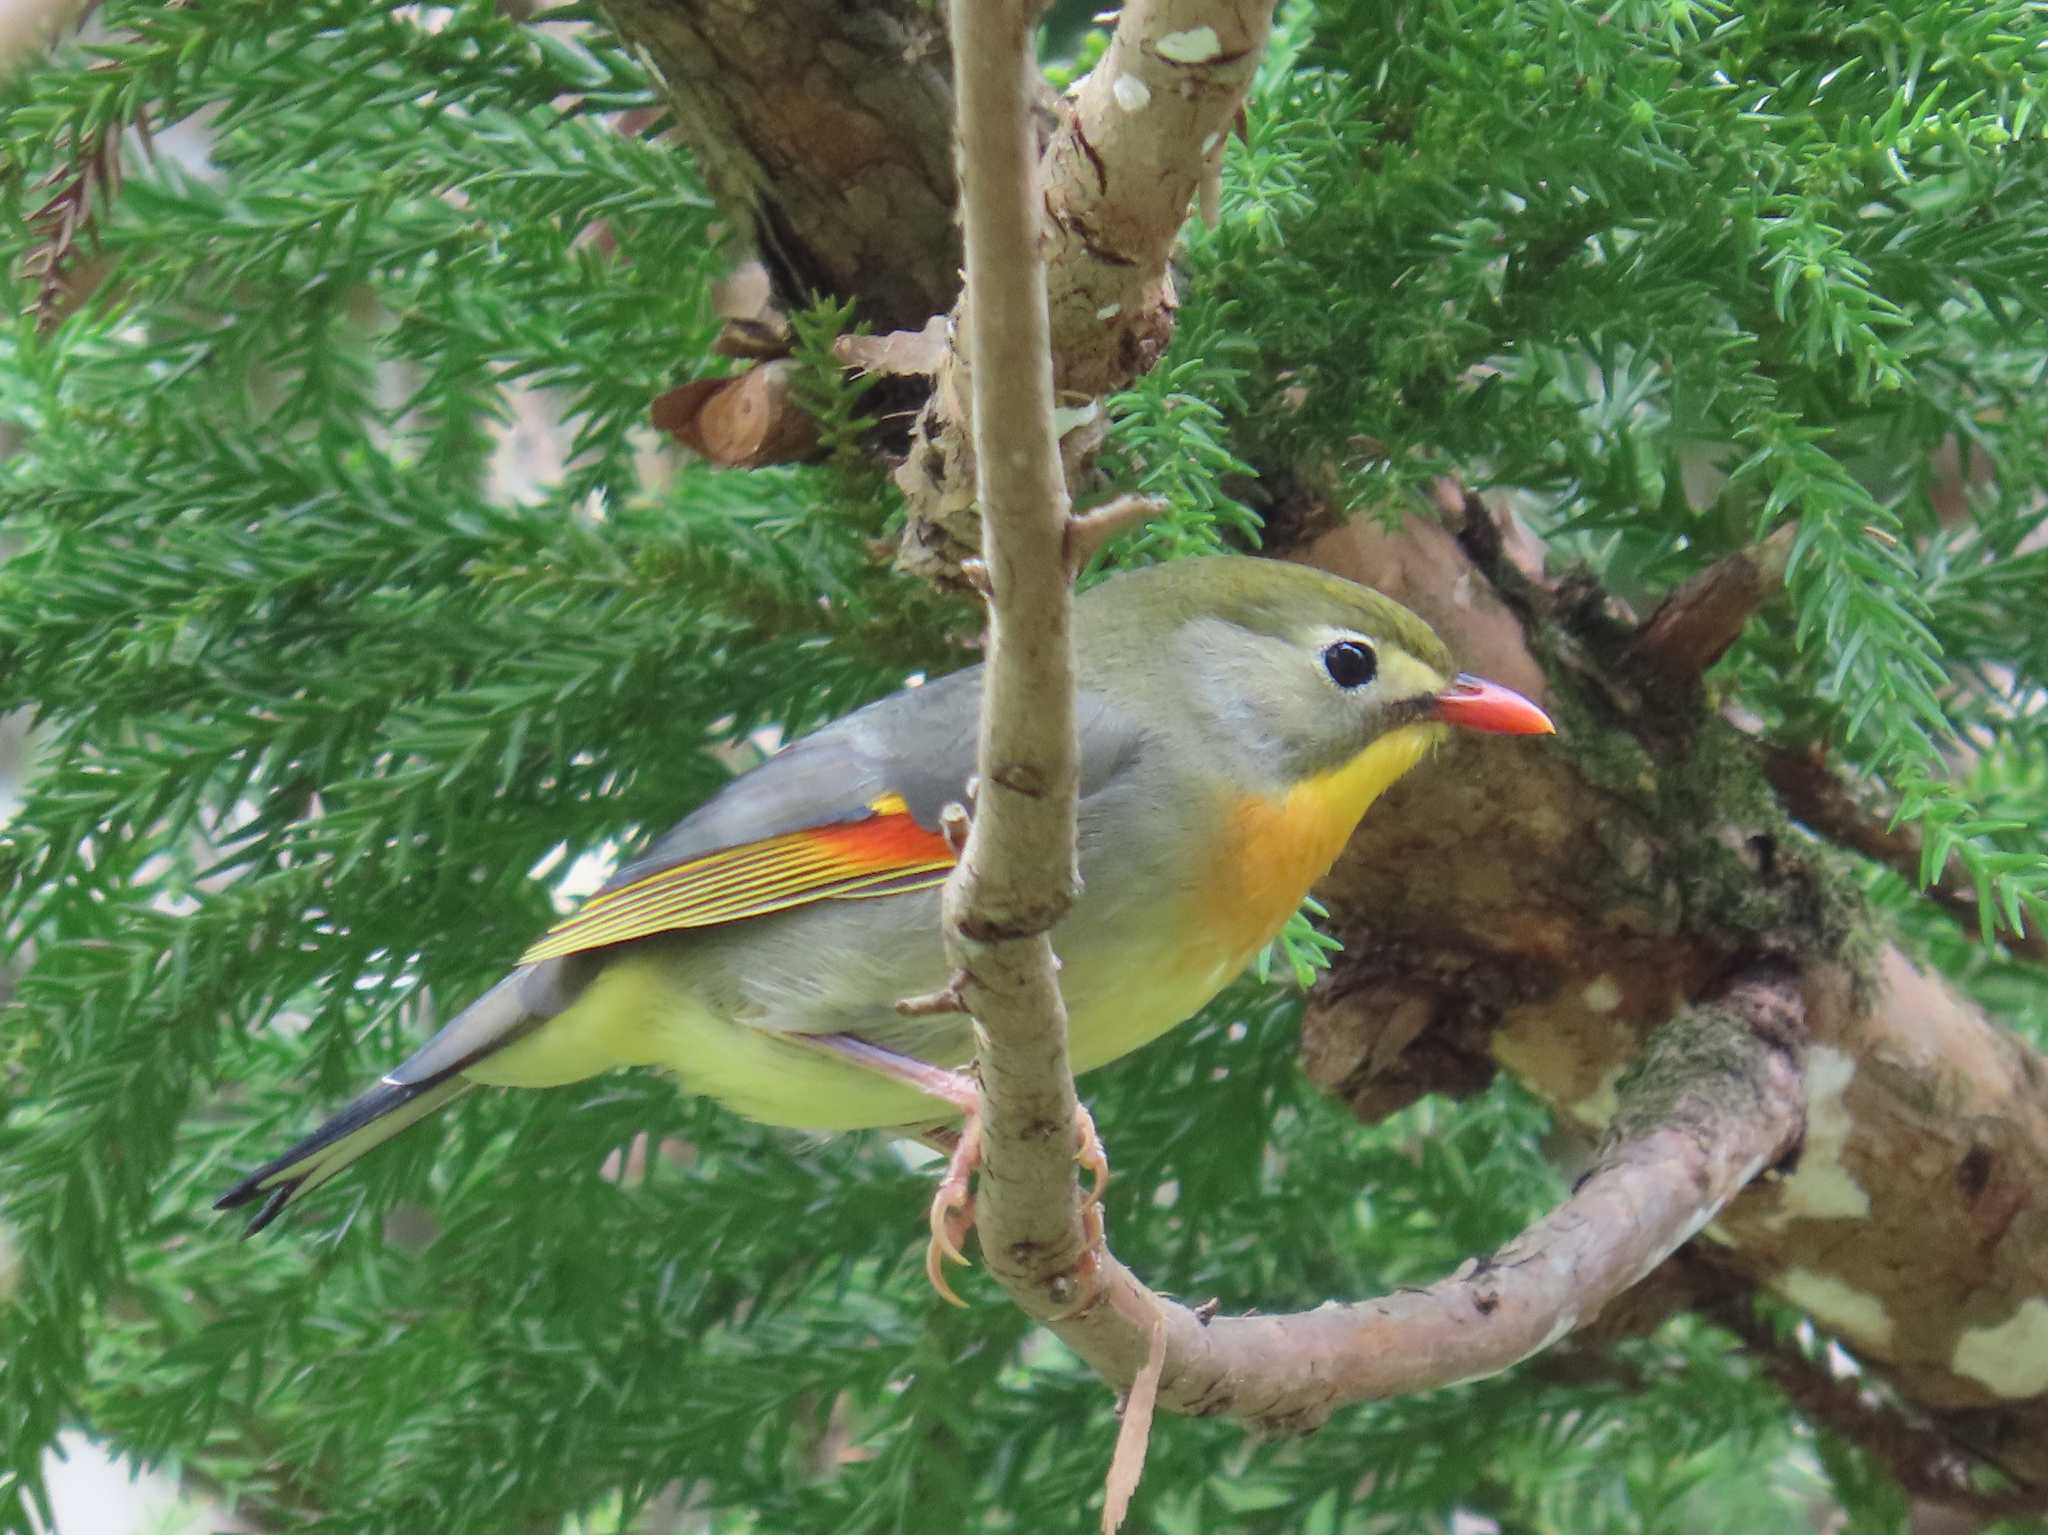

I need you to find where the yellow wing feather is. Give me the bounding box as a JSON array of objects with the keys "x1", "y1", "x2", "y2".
[{"x1": 519, "y1": 795, "x2": 954, "y2": 965}]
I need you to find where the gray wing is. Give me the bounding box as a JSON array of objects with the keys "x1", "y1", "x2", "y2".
[{"x1": 604, "y1": 662, "x2": 1144, "y2": 891}]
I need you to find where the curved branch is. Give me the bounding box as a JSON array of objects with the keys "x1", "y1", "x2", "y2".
[
  {"x1": 938, "y1": 11, "x2": 1809, "y2": 1429},
  {"x1": 989, "y1": 972, "x2": 1805, "y2": 1431}
]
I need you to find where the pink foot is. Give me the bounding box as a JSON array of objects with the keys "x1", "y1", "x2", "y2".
[
  {"x1": 922, "y1": 1103, "x2": 1109, "y2": 1306},
  {"x1": 926, "y1": 1117, "x2": 982, "y2": 1307}
]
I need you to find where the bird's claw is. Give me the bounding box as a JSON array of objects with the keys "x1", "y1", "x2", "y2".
[
  {"x1": 926, "y1": 1118, "x2": 982, "y2": 1308},
  {"x1": 922, "y1": 1104, "x2": 1110, "y2": 1307},
  {"x1": 1074, "y1": 1103, "x2": 1109, "y2": 1205}
]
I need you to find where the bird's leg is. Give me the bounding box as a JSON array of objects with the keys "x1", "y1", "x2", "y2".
[
  {"x1": 919, "y1": 1106, "x2": 1107, "y2": 1304},
  {"x1": 797, "y1": 1033, "x2": 982, "y2": 1305},
  {"x1": 801, "y1": 1033, "x2": 1109, "y2": 1306}
]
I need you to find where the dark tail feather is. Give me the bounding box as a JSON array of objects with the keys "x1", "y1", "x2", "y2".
[
  {"x1": 217, "y1": 968, "x2": 574, "y2": 1233},
  {"x1": 215, "y1": 1075, "x2": 473, "y2": 1235}
]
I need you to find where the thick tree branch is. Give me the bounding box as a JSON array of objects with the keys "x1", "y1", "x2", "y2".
[
  {"x1": 895, "y1": 0, "x2": 1278, "y2": 583},
  {"x1": 596, "y1": 0, "x2": 960, "y2": 330}
]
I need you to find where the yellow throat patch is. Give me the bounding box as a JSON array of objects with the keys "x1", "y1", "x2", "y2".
[{"x1": 1200, "y1": 722, "x2": 1442, "y2": 965}]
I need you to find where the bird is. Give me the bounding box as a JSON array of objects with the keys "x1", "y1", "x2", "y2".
[{"x1": 217, "y1": 554, "x2": 1553, "y2": 1296}]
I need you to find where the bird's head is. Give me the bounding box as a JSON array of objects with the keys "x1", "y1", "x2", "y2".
[{"x1": 1082, "y1": 555, "x2": 1553, "y2": 805}]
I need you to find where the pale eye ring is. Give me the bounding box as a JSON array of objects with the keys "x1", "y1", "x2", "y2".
[{"x1": 1322, "y1": 639, "x2": 1378, "y2": 689}]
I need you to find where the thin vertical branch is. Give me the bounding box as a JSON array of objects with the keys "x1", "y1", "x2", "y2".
[{"x1": 939, "y1": 0, "x2": 1094, "y2": 1304}]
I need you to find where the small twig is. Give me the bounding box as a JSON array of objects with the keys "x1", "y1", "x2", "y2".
[
  {"x1": 834, "y1": 318, "x2": 949, "y2": 378},
  {"x1": 940, "y1": 802, "x2": 973, "y2": 855},
  {"x1": 956, "y1": 558, "x2": 993, "y2": 598},
  {"x1": 20, "y1": 115, "x2": 137, "y2": 332},
  {"x1": 1633, "y1": 523, "x2": 1797, "y2": 677},
  {"x1": 1064, "y1": 494, "x2": 1166, "y2": 570},
  {"x1": 896, "y1": 973, "x2": 974, "y2": 1018},
  {"x1": 1761, "y1": 743, "x2": 2048, "y2": 965}
]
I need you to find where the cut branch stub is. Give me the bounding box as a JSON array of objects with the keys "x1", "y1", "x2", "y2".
[
  {"x1": 1632, "y1": 522, "x2": 1797, "y2": 678},
  {"x1": 650, "y1": 360, "x2": 819, "y2": 467}
]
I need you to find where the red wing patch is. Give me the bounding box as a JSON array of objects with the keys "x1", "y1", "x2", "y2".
[{"x1": 517, "y1": 794, "x2": 954, "y2": 964}]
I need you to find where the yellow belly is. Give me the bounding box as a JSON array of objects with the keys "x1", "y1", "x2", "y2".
[{"x1": 468, "y1": 953, "x2": 958, "y2": 1130}]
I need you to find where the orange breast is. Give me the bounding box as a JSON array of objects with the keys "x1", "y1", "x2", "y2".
[{"x1": 1188, "y1": 724, "x2": 1441, "y2": 971}]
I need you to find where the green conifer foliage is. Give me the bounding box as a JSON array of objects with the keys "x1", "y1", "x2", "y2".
[{"x1": 1, "y1": 0, "x2": 2043, "y2": 1530}]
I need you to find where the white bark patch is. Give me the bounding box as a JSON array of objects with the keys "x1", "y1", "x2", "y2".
[
  {"x1": 1201, "y1": 130, "x2": 1222, "y2": 155},
  {"x1": 1155, "y1": 25, "x2": 1223, "y2": 63},
  {"x1": 1580, "y1": 975, "x2": 1622, "y2": 1014},
  {"x1": 1777, "y1": 1268, "x2": 1895, "y2": 1350},
  {"x1": 1954, "y1": 1298, "x2": 2048, "y2": 1398},
  {"x1": 1095, "y1": 302, "x2": 1122, "y2": 320},
  {"x1": 1113, "y1": 74, "x2": 1152, "y2": 112},
  {"x1": 1762, "y1": 1046, "x2": 1868, "y2": 1226}
]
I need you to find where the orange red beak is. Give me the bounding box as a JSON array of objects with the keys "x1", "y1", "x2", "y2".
[{"x1": 1432, "y1": 674, "x2": 1555, "y2": 736}]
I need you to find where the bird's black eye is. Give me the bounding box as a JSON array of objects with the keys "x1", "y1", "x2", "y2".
[{"x1": 1323, "y1": 639, "x2": 1378, "y2": 689}]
